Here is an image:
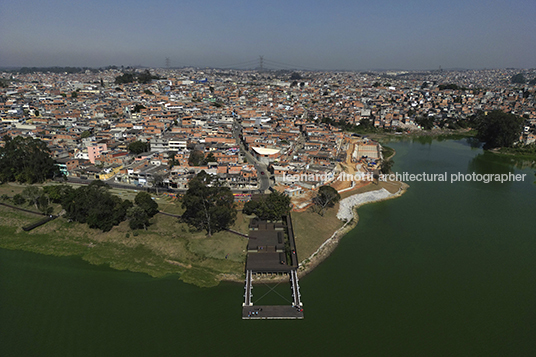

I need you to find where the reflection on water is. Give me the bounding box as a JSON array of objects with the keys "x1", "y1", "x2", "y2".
[
  {"x1": 468, "y1": 151, "x2": 514, "y2": 175},
  {"x1": 463, "y1": 137, "x2": 483, "y2": 149}
]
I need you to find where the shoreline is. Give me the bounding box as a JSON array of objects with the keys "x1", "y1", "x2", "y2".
[
  {"x1": 297, "y1": 181, "x2": 408, "y2": 279},
  {"x1": 223, "y1": 180, "x2": 409, "y2": 285}
]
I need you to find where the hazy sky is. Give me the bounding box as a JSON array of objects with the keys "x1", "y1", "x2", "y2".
[{"x1": 1, "y1": 0, "x2": 535, "y2": 70}]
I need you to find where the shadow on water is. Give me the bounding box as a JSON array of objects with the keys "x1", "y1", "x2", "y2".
[
  {"x1": 383, "y1": 133, "x2": 475, "y2": 146},
  {"x1": 461, "y1": 137, "x2": 484, "y2": 149},
  {"x1": 412, "y1": 136, "x2": 433, "y2": 145}
]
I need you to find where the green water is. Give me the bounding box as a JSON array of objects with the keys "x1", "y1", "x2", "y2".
[{"x1": 2, "y1": 139, "x2": 536, "y2": 356}]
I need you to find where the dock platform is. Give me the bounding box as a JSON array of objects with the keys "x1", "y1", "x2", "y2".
[{"x1": 242, "y1": 305, "x2": 304, "y2": 319}]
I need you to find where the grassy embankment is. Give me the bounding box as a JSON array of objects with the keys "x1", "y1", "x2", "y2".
[
  {"x1": 292, "y1": 180, "x2": 403, "y2": 263},
  {"x1": 1, "y1": 177, "x2": 405, "y2": 287},
  {"x1": 0, "y1": 183, "x2": 250, "y2": 287}
]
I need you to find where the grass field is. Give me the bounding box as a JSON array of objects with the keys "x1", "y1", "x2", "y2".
[
  {"x1": 0, "y1": 180, "x2": 403, "y2": 287},
  {"x1": 0, "y1": 183, "x2": 249, "y2": 287}
]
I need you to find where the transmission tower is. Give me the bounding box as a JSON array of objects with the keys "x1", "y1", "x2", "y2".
[
  {"x1": 259, "y1": 56, "x2": 264, "y2": 71},
  {"x1": 165, "y1": 57, "x2": 170, "y2": 68}
]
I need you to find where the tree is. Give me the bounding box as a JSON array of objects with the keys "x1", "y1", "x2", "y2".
[
  {"x1": 475, "y1": 110, "x2": 524, "y2": 149},
  {"x1": 138, "y1": 69, "x2": 159, "y2": 84},
  {"x1": 358, "y1": 118, "x2": 373, "y2": 130},
  {"x1": 134, "y1": 191, "x2": 159, "y2": 217},
  {"x1": 381, "y1": 159, "x2": 394, "y2": 175},
  {"x1": 0, "y1": 136, "x2": 61, "y2": 184},
  {"x1": 415, "y1": 116, "x2": 434, "y2": 130},
  {"x1": 80, "y1": 130, "x2": 91, "y2": 139},
  {"x1": 203, "y1": 152, "x2": 217, "y2": 165},
  {"x1": 168, "y1": 151, "x2": 178, "y2": 168},
  {"x1": 127, "y1": 206, "x2": 149, "y2": 230},
  {"x1": 150, "y1": 173, "x2": 164, "y2": 195},
  {"x1": 242, "y1": 199, "x2": 260, "y2": 216},
  {"x1": 61, "y1": 180, "x2": 131, "y2": 231},
  {"x1": 43, "y1": 184, "x2": 74, "y2": 203},
  {"x1": 181, "y1": 171, "x2": 236, "y2": 236},
  {"x1": 22, "y1": 186, "x2": 41, "y2": 210},
  {"x1": 290, "y1": 72, "x2": 302, "y2": 80},
  {"x1": 243, "y1": 191, "x2": 291, "y2": 221},
  {"x1": 132, "y1": 104, "x2": 145, "y2": 113},
  {"x1": 511, "y1": 73, "x2": 526, "y2": 84},
  {"x1": 115, "y1": 72, "x2": 136, "y2": 84},
  {"x1": 13, "y1": 194, "x2": 26, "y2": 205},
  {"x1": 313, "y1": 185, "x2": 341, "y2": 216},
  {"x1": 128, "y1": 141, "x2": 149, "y2": 155},
  {"x1": 37, "y1": 194, "x2": 53, "y2": 215},
  {"x1": 188, "y1": 150, "x2": 205, "y2": 166}
]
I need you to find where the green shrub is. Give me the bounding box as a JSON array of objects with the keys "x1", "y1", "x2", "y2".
[{"x1": 13, "y1": 194, "x2": 26, "y2": 205}]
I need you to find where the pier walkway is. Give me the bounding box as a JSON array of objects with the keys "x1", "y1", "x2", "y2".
[
  {"x1": 290, "y1": 269, "x2": 302, "y2": 307},
  {"x1": 243, "y1": 270, "x2": 253, "y2": 306}
]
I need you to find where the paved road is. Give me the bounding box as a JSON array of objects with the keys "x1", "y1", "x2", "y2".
[
  {"x1": 64, "y1": 177, "x2": 261, "y2": 195},
  {"x1": 232, "y1": 120, "x2": 272, "y2": 193}
]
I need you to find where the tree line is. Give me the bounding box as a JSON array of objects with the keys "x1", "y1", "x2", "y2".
[
  {"x1": 115, "y1": 70, "x2": 161, "y2": 85},
  {"x1": 11, "y1": 67, "x2": 98, "y2": 74},
  {"x1": 3, "y1": 181, "x2": 159, "y2": 232}
]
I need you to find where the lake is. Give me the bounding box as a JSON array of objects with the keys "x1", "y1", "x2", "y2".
[{"x1": 1, "y1": 138, "x2": 535, "y2": 356}]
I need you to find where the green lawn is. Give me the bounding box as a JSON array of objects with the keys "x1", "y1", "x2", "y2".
[
  {"x1": 0, "y1": 186, "x2": 250, "y2": 287},
  {"x1": 0, "y1": 180, "x2": 404, "y2": 287},
  {"x1": 292, "y1": 205, "x2": 343, "y2": 261}
]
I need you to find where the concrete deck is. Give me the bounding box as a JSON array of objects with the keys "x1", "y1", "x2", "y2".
[{"x1": 242, "y1": 305, "x2": 304, "y2": 320}]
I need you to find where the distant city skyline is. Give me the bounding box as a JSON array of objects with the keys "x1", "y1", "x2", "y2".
[{"x1": 1, "y1": 0, "x2": 535, "y2": 71}]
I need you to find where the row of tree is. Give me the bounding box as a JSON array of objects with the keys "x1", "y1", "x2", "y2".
[
  {"x1": 60, "y1": 181, "x2": 158, "y2": 231},
  {"x1": 13, "y1": 67, "x2": 96, "y2": 74},
  {"x1": 180, "y1": 171, "x2": 345, "y2": 236},
  {"x1": 407, "y1": 110, "x2": 524, "y2": 150},
  {"x1": 242, "y1": 190, "x2": 291, "y2": 220},
  {"x1": 115, "y1": 70, "x2": 160, "y2": 85},
  {"x1": 5, "y1": 181, "x2": 159, "y2": 232},
  {"x1": 7, "y1": 186, "x2": 54, "y2": 215}
]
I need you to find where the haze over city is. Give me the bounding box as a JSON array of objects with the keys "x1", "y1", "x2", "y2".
[{"x1": 1, "y1": 0, "x2": 535, "y2": 70}]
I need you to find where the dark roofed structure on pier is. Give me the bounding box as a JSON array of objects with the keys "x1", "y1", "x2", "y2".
[
  {"x1": 242, "y1": 215, "x2": 303, "y2": 319},
  {"x1": 246, "y1": 218, "x2": 291, "y2": 273}
]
